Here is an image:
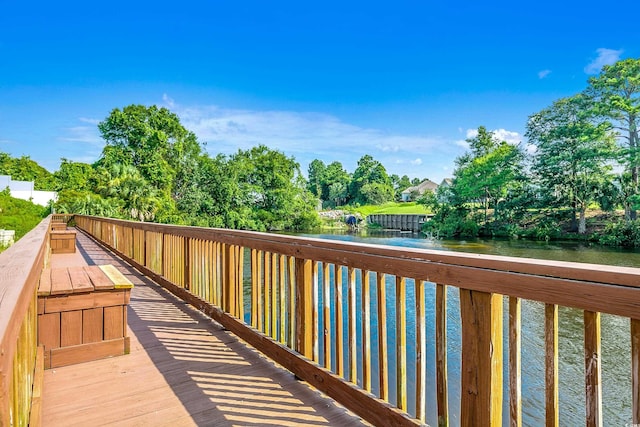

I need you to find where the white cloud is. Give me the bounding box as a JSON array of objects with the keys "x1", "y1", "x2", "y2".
[
  {"x1": 492, "y1": 128, "x2": 522, "y2": 145},
  {"x1": 79, "y1": 117, "x2": 100, "y2": 125},
  {"x1": 458, "y1": 128, "x2": 522, "y2": 148},
  {"x1": 160, "y1": 96, "x2": 480, "y2": 182},
  {"x1": 162, "y1": 93, "x2": 176, "y2": 108},
  {"x1": 584, "y1": 48, "x2": 623, "y2": 74},
  {"x1": 455, "y1": 139, "x2": 469, "y2": 149},
  {"x1": 538, "y1": 69, "x2": 551, "y2": 79},
  {"x1": 57, "y1": 125, "x2": 102, "y2": 146},
  {"x1": 167, "y1": 99, "x2": 447, "y2": 164}
]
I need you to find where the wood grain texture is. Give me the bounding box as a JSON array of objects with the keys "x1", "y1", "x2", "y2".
[
  {"x1": 414, "y1": 279, "x2": 426, "y2": 423},
  {"x1": 323, "y1": 263, "x2": 332, "y2": 370},
  {"x1": 632, "y1": 318, "x2": 640, "y2": 424},
  {"x1": 377, "y1": 272, "x2": 389, "y2": 402},
  {"x1": 584, "y1": 310, "x2": 602, "y2": 427},
  {"x1": 49, "y1": 337, "x2": 127, "y2": 368},
  {"x1": 82, "y1": 308, "x2": 103, "y2": 344},
  {"x1": 545, "y1": 304, "x2": 559, "y2": 427},
  {"x1": 336, "y1": 265, "x2": 344, "y2": 378},
  {"x1": 395, "y1": 276, "x2": 408, "y2": 411},
  {"x1": 362, "y1": 270, "x2": 372, "y2": 392},
  {"x1": 459, "y1": 289, "x2": 503, "y2": 427},
  {"x1": 103, "y1": 306, "x2": 124, "y2": 340},
  {"x1": 436, "y1": 284, "x2": 448, "y2": 427},
  {"x1": 509, "y1": 296, "x2": 522, "y2": 427},
  {"x1": 60, "y1": 310, "x2": 82, "y2": 347},
  {"x1": 348, "y1": 267, "x2": 357, "y2": 383}
]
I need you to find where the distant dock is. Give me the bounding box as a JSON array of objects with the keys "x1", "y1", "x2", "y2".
[{"x1": 366, "y1": 213, "x2": 433, "y2": 232}]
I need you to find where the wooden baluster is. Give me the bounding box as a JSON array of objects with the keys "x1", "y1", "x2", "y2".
[
  {"x1": 584, "y1": 310, "x2": 602, "y2": 427},
  {"x1": 295, "y1": 258, "x2": 313, "y2": 358},
  {"x1": 377, "y1": 272, "x2": 388, "y2": 401},
  {"x1": 184, "y1": 237, "x2": 190, "y2": 291},
  {"x1": 225, "y1": 244, "x2": 237, "y2": 316},
  {"x1": 545, "y1": 303, "x2": 559, "y2": 427},
  {"x1": 288, "y1": 256, "x2": 295, "y2": 348},
  {"x1": 436, "y1": 283, "x2": 449, "y2": 427},
  {"x1": 236, "y1": 246, "x2": 244, "y2": 320},
  {"x1": 362, "y1": 270, "x2": 372, "y2": 392},
  {"x1": 251, "y1": 249, "x2": 258, "y2": 329},
  {"x1": 460, "y1": 289, "x2": 503, "y2": 427},
  {"x1": 279, "y1": 255, "x2": 286, "y2": 343},
  {"x1": 415, "y1": 279, "x2": 426, "y2": 422},
  {"x1": 509, "y1": 296, "x2": 522, "y2": 427},
  {"x1": 256, "y1": 250, "x2": 263, "y2": 331},
  {"x1": 323, "y1": 263, "x2": 332, "y2": 370},
  {"x1": 208, "y1": 240, "x2": 213, "y2": 302},
  {"x1": 336, "y1": 266, "x2": 344, "y2": 377},
  {"x1": 271, "y1": 253, "x2": 278, "y2": 338},
  {"x1": 631, "y1": 318, "x2": 640, "y2": 424},
  {"x1": 312, "y1": 261, "x2": 319, "y2": 363},
  {"x1": 396, "y1": 276, "x2": 407, "y2": 411},
  {"x1": 348, "y1": 267, "x2": 357, "y2": 383},
  {"x1": 264, "y1": 252, "x2": 271, "y2": 335}
]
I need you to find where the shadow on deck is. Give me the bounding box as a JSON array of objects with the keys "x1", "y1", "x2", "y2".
[{"x1": 42, "y1": 231, "x2": 367, "y2": 426}]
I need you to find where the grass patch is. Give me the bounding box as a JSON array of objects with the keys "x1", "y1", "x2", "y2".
[{"x1": 344, "y1": 202, "x2": 431, "y2": 216}]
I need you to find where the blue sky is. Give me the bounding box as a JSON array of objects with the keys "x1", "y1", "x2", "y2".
[{"x1": 1, "y1": 1, "x2": 638, "y2": 183}]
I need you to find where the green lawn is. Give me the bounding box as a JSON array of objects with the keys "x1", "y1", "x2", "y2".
[{"x1": 346, "y1": 202, "x2": 431, "y2": 216}]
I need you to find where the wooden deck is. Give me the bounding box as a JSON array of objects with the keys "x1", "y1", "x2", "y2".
[{"x1": 42, "y1": 231, "x2": 367, "y2": 426}]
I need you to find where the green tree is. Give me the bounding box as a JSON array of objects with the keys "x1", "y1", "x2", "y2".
[
  {"x1": 452, "y1": 127, "x2": 524, "y2": 223},
  {"x1": 230, "y1": 145, "x2": 319, "y2": 231},
  {"x1": 307, "y1": 159, "x2": 326, "y2": 199},
  {"x1": 53, "y1": 159, "x2": 95, "y2": 192},
  {"x1": 0, "y1": 152, "x2": 55, "y2": 190},
  {"x1": 349, "y1": 154, "x2": 393, "y2": 205},
  {"x1": 97, "y1": 105, "x2": 203, "y2": 204},
  {"x1": 95, "y1": 164, "x2": 161, "y2": 221},
  {"x1": 55, "y1": 190, "x2": 119, "y2": 217},
  {"x1": 392, "y1": 174, "x2": 413, "y2": 200},
  {"x1": 526, "y1": 95, "x2": 617, "y2": 233},
  {"x1": 585, "y1": 58, "x2": 640, "y2": 218}
]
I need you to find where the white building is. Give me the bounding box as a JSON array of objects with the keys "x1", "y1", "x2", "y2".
[{"x1": 0, "y1": 175, "x2": 57, "y2": 207}]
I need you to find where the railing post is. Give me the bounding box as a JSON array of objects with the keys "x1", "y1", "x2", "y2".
[
  {"x1": 295, "y1": 257, "x2": 313, "y2": 358},
  {"x1": 459, "y1": 289, "x2": 503, "y2": 426}
]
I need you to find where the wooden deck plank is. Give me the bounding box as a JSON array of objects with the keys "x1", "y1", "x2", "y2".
[
  {"x1": 38, "y1": 268, "x2": 52, "y2": 296},
  {"x1": 66, "y1": 266, "x2": 93, "y2": 293},
  {"x1": 42, "y1": 231, "x2": 367, "y2": 427},
  {"x1": 50, "y1": 268, "x2": 72, "y2": 295},
  {"x1": 83, "y1": 266, "x2": 114, "y2": 290}
]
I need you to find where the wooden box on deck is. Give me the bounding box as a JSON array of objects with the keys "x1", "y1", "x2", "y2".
[
  {"x1": 37, "y1": 265, "x2": 133, "y2": 368},
  {"x1": 50, "y1": 230, "x2": 77, "y2": 254}
]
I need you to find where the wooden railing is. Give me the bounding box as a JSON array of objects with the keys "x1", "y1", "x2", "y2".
[
  {"x1": 75, "y1": 215, "x2": 640, "y2": 427},
  {"x1": 0, "y1": 217, "x2": 50, "y2": 427}
]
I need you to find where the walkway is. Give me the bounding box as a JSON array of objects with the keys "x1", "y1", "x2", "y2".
[{"x1": 42, "y1": 230, "x2": 367, "y2": 426}]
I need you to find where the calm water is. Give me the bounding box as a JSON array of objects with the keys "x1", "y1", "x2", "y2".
[{"x1": 287, "y1": 230, "x2": 639, "y2": 426}]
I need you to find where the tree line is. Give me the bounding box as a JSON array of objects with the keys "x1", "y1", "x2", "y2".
[
  {"x1": 423, "y1": 58, "x2": 640, "y2": 245},
  {"x1": 1, "y1": 58, "x2": 638, "y2": 244}
]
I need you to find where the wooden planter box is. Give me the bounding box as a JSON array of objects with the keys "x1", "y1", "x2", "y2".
[
  {"x1": 50, "y1": 222, "x2": 68, "y2": 231},
  {"x1": 50, "y1": 230, "x2": 76, "y2": 254},
  {"x1": 37, "y1": 265, "x2": 134, "y2": 369}
]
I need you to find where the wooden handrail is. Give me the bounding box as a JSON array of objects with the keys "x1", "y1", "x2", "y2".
[
  {"x1": 0, "y1": 216, "x2": 51, "y2": 427},
  {"x1": 75, "y1": 215, "x2": 640, "y2": 426}
]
